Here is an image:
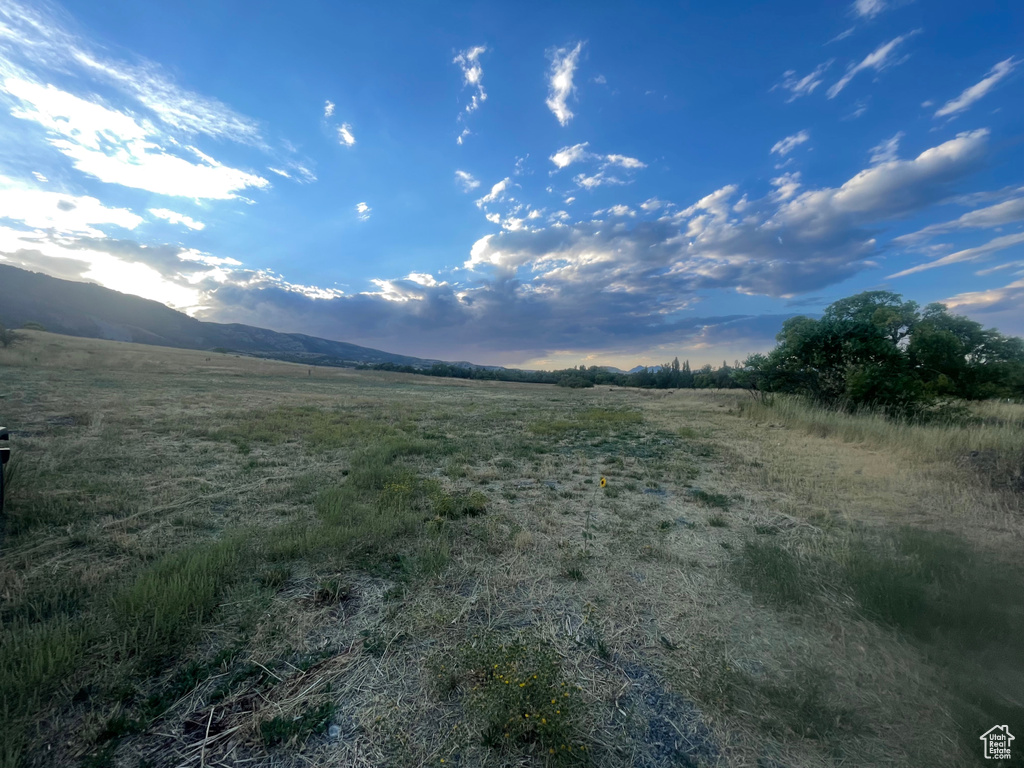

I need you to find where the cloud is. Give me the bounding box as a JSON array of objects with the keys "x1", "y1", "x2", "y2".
[
  {"x1": 149, "y1": 208, "x2": 205, "y2": 231},
  {"x1": 942, "y1": 278, "x2": 1024, "y2": 337},
  {"x1": 267, "y1": 163, "x2": 316, "y2": 183},
  {"x1": 934, "y1": 57, "x2": 1017, "y2": 119},
  {"x1": 546, "y1": 42, "x2": 584, "y2": 126},
  {"x1": 0, "y1": 175, "x2": 142, "y2": 236},
  {"x1": 827, "y1": 31, "x2": 918, "y2": 98},
  {"x1": 869, "y1": 131, "x2": 903, "y2": 164},
  {"x1": 355, "y1": 202, "x2": 371, "y2": 221},
  {"x1": 605, "y1": 154, "x2": 646, "y2": 170},
  {"x1": 3, "y1": 78, "x2": 269, "y2": 199},
  {"x1": 773, "y1": 61, "x2": 832, "y2": 102},
  {"x1": 895, "y1": 196, "x2": 1024, "y2": 243},
  {"x1": 453, "y1": 45, "x2": 487, "y2": 114},
  {"x1": 476, "y1": 178, "x2": 511, "y2": 208},
  {"x1": 770, "y1": 130, "x2": 810, "y2": 157},
  {"x1": 888, "y1": 232, "x2": 1024, "y2": 278},
  {"x1": 0, "y1": 1, "x2": 261, "y2": 144},
  {"x1": 572, "y1": 172, "x2": 626, "y2": 190},
  {"x1": 549, "y1": 143, "x2": 645, "y2": 174},
  {"x1": 851, "y1": 0, "x2": 887, "y2": 19},
  {"x1": 324, "y1": 100, "x2": 335, "y2": 118},
  {"x1": 455, "y1": 170, "x2": 481, "y2": 191},
  {"x1": 828, "y1": 28, "x2": 855, "y2": 44},
  {"x1": 337, "y1": 123, "x2": 356, "y2": 147},
  {"x1": 550, "y1": 143, "x2": 591, "y2": 169},
  {"x1": 464, "y1": 129, "x2": 990, "y2": 302}
]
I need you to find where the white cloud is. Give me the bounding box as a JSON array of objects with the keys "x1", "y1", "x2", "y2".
[
  {"x1": 31, "y1": 171, "x2": 47, "y2": 182},
  {"x1": 355, "y1": 202, "x2": 371, "y2": 221},
  {"x1": 324, "y1": 100, "x2": 335, "y2": 118},
  {"x1": 889, "y1": 232, "x2": 1024, "y2": 278},
  {"x1": 337, "y1": 123, "x2": 356, "y2": 147},
  {"x1": 869, "y1": 131, "x2": 903, "y2": 164},
  {"x1": 770, "y1": 130, "x2": 810, "y2": 157},
  {"x1": 943, "y1": 278, "x2": 1024, "y2": 334},
  {"x1": 934, "y1": 57, "x2": 1017, "y2": 119},
  {"x1": 770, "y1": 172, "x2": 802, "y2": 202},
  {"x1": 546, "y1": 42, "x2": 584, "y2": 126},
  {"x1": 828, "y1": 31, "x2": 918, "y2": 99},
  {"x1": 149, "y1": 207, "x2": 205, "y2": 231},
  {"x1": 0, "y1": 175, "x2": 142, "y2": 235},
  {"x1": 0, "y1": 2, "x2": 261, "y2": 146},
  {"x1": 851, "y1": 0, "x2": 886, "y2": 19},
  {"x1": 268, "y1": 167, "x2": 292, "y2": 179},
  {"x1": 3, "y1": 78, "x2": 269, "y2": 199},
  {"x1": 455, "y1": 170, "x2": 481, "y2": 191},
  {"x1": 828, "y1": 28, "x2": 855, "y2": 44},
  {"x1": 453, "y1": 45, "x2": 487, "y2": 114},
  {"x1": 476, "y1": 178, "x2": 511, "y2": 208},
  {"x1": 550, "y1": 143, "x2": 591, "y2": 169},
  {"x1": 457, "y1": 128, "x2": 471, "y2": 145},
  {"x1": 605, "y1": 154, "x2": 646, "y2": 170},
  {"x1": 773, "y1": 61, "x2": 832, "y2": 102},
  {"x1": 573, "y1": 171, "x2": 626, "y2": 190},
  {"x1": 895, "y1": 196, "x2": 1024, "y2": 243}
]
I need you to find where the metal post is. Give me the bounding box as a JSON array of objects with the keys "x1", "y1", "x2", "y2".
[{"x1": 0, "y1": 427, "x2": 9, "y2": 516}]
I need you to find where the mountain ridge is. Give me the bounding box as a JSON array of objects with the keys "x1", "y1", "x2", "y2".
[{"x1": 0, "y1": 264, "x2": 469, "y2": 369}]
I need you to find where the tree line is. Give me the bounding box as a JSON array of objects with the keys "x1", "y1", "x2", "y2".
[
  {"x1": 360, "y1": 357, "x2": 745, "y2": 390},
  {"x1": 734, "y1": 291, "x2": 1024, "y2": 417}
]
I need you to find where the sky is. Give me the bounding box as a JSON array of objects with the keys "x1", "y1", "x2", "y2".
[{"x1": 0, "y1": 0, "x2": 1021, "y2": 369}]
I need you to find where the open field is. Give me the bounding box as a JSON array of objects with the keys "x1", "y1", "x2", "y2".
[{"x1": 2, "y1": 330, "x2": 1022, "y2": 767}]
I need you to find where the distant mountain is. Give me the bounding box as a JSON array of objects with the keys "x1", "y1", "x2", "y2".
[
  {"x1": 0, "y1": 264, "x2": 492, "y2": 370},
  {"x1": 628, "y1": 365, "x2": 663, "y2": 374}
]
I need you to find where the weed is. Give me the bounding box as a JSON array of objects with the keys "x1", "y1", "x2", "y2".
[
  {"x1": 690, "y1": 489, "x2": 731, "y2": 509},
  {"x1": 707, "y1": 514, "x2": 729, "y2": 528},
  {"x1": 313, "y1": 578, "x2": 353, "y2": 605},
  {"x1": 732, "y1": 540, "x2": 812, "y2": 607},
  {"x1": 259, "y1": 701, "x2": 336, "y2": 747},
  {"x1": 456, "y1": 633, "x2": 589, "y2": 761}
]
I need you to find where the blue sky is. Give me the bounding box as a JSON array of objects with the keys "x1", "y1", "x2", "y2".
[{"x1": 0, "y1": 0, "x2": 1021, "y2": 368}]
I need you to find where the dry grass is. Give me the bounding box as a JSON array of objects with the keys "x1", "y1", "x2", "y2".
[{"x1": 0, "y1": 332, "x2": 1021, "y2": 767}]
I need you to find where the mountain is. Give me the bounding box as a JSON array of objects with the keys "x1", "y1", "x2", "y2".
[
  {"x1": 628, "y1": 365, "x2": 663, "y2": 374},
  {"x1": 0, "y1": 264, "x2": 480, "y2": 369}
]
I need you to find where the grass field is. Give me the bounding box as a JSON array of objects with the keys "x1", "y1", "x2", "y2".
[{"x1": 1, "y1": 330, "x2": 1022, "y2": 767}]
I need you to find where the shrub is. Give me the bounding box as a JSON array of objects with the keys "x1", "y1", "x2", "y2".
[{"x1": 456, "y1": 633, "x2": 589, "y2": 761}]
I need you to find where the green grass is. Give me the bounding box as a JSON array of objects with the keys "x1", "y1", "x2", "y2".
[
  {"x1": 732, "y1": 539, "x2": 813, "y2": 608},
  {"x1": 454, "y1": 632, "x2": 590, "y2": 762},
  {"x1": 259, "y1": 700, "x2": 337, "y2": 747},
  {"x1": 690, "y1": 489, "x2": 731, "y2": 509},
  {"x1": 530, "y1": 407, "x2": 643, "y2": 437},
  {"x1": 115, "y1": 538, "x2": 248, "y2": 668}
]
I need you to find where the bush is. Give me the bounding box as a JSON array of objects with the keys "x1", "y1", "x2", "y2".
[
  {"x1": 0, "y1": 323, "x2": 19, "y2": 348},
  {"x1": 455, "y1": 632, "x2": 589, "y2": 761},
  {"x1": 556, "y1": 375, "x2": 594, "y2": 389}
]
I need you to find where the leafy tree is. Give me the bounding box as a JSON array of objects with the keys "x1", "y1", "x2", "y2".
[{"x1": 734, "y1": 290, "x2": 1024, "y2": 417}]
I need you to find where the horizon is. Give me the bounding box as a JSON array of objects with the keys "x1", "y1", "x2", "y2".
[{"x1": 0, "y1": 0, "x2": 1022, "y2": 370}]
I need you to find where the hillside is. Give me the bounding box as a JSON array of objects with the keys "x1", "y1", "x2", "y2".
[{"x1": 0, "y1": 264, "x2": 452, "y2": 369}]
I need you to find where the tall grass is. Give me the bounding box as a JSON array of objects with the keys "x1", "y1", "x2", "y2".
[{"x1": 740, "y1": 395, "x2": 1024, "y2": 489}]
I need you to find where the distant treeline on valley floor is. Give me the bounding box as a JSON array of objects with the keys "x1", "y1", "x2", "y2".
[{"x1": 359, "y1": 357, "x2": 737, "y2": 390}]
